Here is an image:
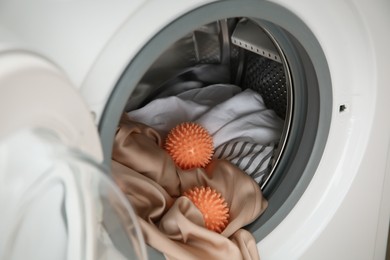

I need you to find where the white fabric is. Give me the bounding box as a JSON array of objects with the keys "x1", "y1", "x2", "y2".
[{"x1": 128, "y1": 84, "x2": 284, "y2": 183}]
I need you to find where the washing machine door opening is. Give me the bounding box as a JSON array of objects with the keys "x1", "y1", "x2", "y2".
[{"x1": 101, "y1": 2, "x2": 332, "y2": 256}]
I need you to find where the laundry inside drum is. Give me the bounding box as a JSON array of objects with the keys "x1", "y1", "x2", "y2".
[
  {"x1": 124, "y1": 18, "x2": 292, "y2": 190},
  {"x1": 112, "y1": 17, "x2": 293, "y2": 259}
]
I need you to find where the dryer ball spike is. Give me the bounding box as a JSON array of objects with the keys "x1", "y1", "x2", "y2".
[
  {"x1": 184, "y1": 186, "x2": 229, "y2": 233},
  {"x1": 164, "y1": 122, "x2": 214, "y2": 170}
]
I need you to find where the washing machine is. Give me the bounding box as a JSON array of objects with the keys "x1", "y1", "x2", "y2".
[{"x1": 0, "y1": 0, "x2": 389, "y2": 259}]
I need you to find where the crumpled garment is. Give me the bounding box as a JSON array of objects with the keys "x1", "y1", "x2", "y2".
[{"x1": 111, "y1": 114, "x2": 268, "y2": 260}]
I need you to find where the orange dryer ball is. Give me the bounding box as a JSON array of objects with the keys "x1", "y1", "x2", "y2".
[
  {"x1": 184, "y1": 186, "x2": 229, "y2": 233},
  {"x1": 164, "y1": 122, "x2": 214, "y2": 170}
]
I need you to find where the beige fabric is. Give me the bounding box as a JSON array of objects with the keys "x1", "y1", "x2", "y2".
[{"x1": 112, "y1": 114, "x2": 268, "y2": 259}]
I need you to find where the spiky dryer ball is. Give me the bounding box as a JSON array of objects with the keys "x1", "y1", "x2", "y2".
[
  {"x1": 164, "y1": 122, "x2": 214, "y2": 170},
  {"x1": 184, "y1": 186, "x2": 229, "y2": 233}
]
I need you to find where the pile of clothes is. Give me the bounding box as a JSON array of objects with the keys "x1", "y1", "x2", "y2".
[{"x1": 111, "y1": 84, "x2": 283, "y2": 259}]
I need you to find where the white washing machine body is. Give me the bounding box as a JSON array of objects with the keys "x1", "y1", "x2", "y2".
[{"x1": 0, "y1": 0, "x2": 389, "y2": 260}]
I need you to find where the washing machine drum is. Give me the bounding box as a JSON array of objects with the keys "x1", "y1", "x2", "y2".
[
  {"x1": 109, "y1": 8, "x2": 327, "y2": 228},
  {"x1": 123, "y1": 18, "x2": 292, "y2": 191}
]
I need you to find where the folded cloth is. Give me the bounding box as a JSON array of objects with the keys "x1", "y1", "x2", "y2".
[
  {"x1": 112, "y1": 115, "x2": 268, "y2": 260},
  {"x1": 127, "y1": 84, "x2": 284, "y2": 184}
]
